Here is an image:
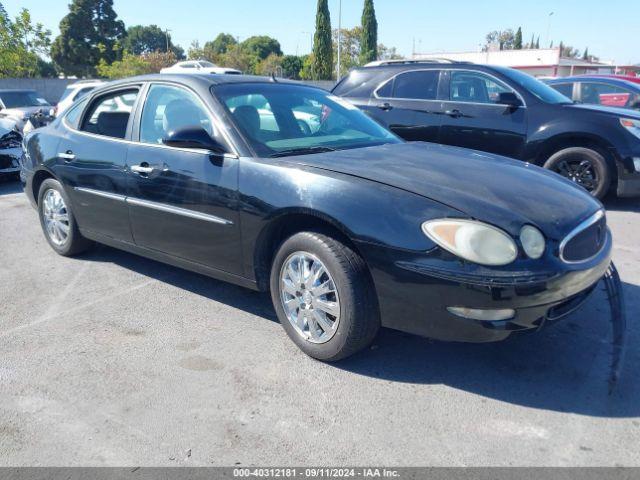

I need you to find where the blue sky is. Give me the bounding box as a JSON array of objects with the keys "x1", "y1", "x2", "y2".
[{"x1": 4, "y1": 0, "x2": 639, "y2": 64}]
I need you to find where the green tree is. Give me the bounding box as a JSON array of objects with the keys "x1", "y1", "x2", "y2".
[
  {"x1": 332, "y1": 26, "x2": 362, "y2": 78},
  {"x1": 312, "y1": 0, "x2": 333, "y2": 79},
  {"x1": 97, "y1": 50, "x2": 176, "y2": 79},
  {"x1": 485, "y1": 29, "x2": 515, "y2": 50},
  {"x1": 582, "y1": 47, "x2": 589, "y2": 60},
  {"x1": 205, "y1": 33, "x2": 237, "y2": 55},
  {"x1": 559, "y1": 41, "x2": 564, "y2": 56},
  {"x1": 241, "y1": 35, "x2": 282, "y2": 60},
  {"x1": 122, "y1": 24, "x2": 184, "y2": 58},
  {"x1": 359, "y1": 0, "x2": 377, "y2": 64},
  {"x1": 0, "y1": 6, "x2": 53, "y2": 77},
  {"x1": 378, "y1": 44, "x2": 403, "y2": 61},
  {"x1": 51, "y1": 0, "x2": 125, "y2": 77},
  {"x1": 535, "y1": 36, "x2": 540, "y2": 49},
  {"x1": 256, "y1": 53, "x2": 283, "y2": 76},
  {"x1": 281, "y1": 55, "x2": 303, "y2": 79},
  {"x1": 299, "y1": 53, "x2": 315, "y2": 80},
  {"x1": 529, "y1": 34, "x2": 535, "y2": 49},
  {"x1": 218, "y1": 43, "x2": 255, "y2": 73},
  {"x1": 514, "y1": 27, "x2": 522, "y2": 49}
]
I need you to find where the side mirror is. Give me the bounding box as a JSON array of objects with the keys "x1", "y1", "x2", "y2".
[
  {"x1": 498, "y1": 92, "x2": 523, "y2": 108},
  {"x1": 162, "y1": 126, "x2": 227, "y2": 154}
]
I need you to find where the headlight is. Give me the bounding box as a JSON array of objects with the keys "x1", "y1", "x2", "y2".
[
  {"x1": 620, "y1": 118, "x2": 640, "y2": 140},
  {"x1": 422, "y1": 219, "x2": 518, "y2": 266},
  {"x1": 520, "y1": 225, "x2": 546, "y2": 259}
]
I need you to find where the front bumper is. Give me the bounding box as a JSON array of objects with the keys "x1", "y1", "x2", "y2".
[
  {"x1": 615, "y1": 152, "x2": 640, "y2": 197},
  {"x1": 360, "y1": 229, "x2": 612, "y2": 343},
  {"x1": 0, "y1": 147, "x2": 21, "y2": 175}
]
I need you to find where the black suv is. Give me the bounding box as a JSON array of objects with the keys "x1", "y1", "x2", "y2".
[{"x1": 332, "y1": 60, "x2": 640, "y2": 198}]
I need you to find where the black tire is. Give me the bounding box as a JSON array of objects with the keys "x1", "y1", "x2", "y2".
[
  {"x1": 543, "y1": 147, "x2": 611, "y2": 199},
  {"x1": 38, "y1": 178, "x2": 93, "y2": 256},
  {"x1": 270, "y1": 231, "x2": 380, "y2": 362}
]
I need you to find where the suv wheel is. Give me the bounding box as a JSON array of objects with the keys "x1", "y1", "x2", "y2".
[
  {"x1": 543, "y1": 147, "x2": 611, "y2": 199},
  {"x1": 270, "y1": 231, "x2": 380, "y2": 361}
]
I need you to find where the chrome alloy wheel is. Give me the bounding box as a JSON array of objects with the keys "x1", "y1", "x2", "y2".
[
  {"x1": 42, "y1": 189, "x2": 70, "y2": 246},
  {"x1": 279, "y1": 252, "x2": 341, "y2": 344}
]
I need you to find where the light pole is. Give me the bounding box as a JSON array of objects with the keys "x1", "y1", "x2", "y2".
[
  {"x1": 165, "y1": 29, "x2": 172, "y2": 53},
  {"x1": 302, "y1": 31, "x2": 313, "y2": 53},
  {"x1": 337, "y1": 0, "x2": 342, "y2": 80},
  {"x1": 546, "y1": 12, "x2": 554, "y2": 47}
]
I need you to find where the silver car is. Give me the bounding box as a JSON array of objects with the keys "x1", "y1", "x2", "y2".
[{"x1": 0, "y1": 89, "x2": 53, "y2": 132}]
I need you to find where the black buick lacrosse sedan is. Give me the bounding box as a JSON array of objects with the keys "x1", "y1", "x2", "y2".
[{"x1": 21, "y1": 74, "x2": 612, "y2": 361}]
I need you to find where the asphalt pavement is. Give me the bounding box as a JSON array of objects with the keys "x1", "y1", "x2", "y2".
[{"x1": 0, "y1": 178, "x2": 638, "y2": 466}]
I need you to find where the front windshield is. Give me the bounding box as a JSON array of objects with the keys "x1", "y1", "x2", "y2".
[
  {"x1": 214, "y1": 83, "x2": 400, "y2": 157},
  {"x1": 0, "y1": 91, "x2": 50, "y2": 108},
  {"x1": 495, "y1": 67, "x2": 573, "y2": 104}
]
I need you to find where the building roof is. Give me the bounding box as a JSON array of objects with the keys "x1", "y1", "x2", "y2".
[{"x1": 413, "y1": 48, "x2": 610, "y2": 69}]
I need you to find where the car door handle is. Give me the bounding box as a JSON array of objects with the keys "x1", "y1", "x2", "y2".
[
  {"x1": 58, "y1": 151, "x2": 75, "y2": 162},
  {"x1": 130, "y1": 164, "x2": 155, "y2": 174},
  {"x1": 445, "y1": 109, "x2": 463, "y2": 118},
  {"x1": 378, "y1": 102, "x2": 393, "y2": 111}
]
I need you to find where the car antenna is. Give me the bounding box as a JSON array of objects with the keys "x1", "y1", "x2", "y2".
[{"x1": 271, "y1": 72, "x2": 278, "y2": 83}]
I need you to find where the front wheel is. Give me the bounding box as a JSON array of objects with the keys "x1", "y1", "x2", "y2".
[
  {"x1": 270, "y1": 232, "x2": 380, "y2": 361},
  {"x1": 543, "y1": 147, "x2": 612, "y2": 199}
]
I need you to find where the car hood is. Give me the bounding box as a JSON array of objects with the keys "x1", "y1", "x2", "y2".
[
  {"x1": 286, "y1": 142, "x2": 602, "y2": 240},
  {"x1": 564, "y1": 102, "x2": 640, "y2": 119}
]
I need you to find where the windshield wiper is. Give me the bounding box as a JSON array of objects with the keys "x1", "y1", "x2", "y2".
[{"x1": 269, "y1": 146, "x2": 336, "y2": 158}]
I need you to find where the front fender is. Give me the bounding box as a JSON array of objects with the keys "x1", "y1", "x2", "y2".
[{"x1": 238, "y1": 158, "x2": 460, "y2": 280}]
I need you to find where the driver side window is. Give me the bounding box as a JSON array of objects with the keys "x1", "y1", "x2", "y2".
[{"x1": 139, "y1": 84, "x2": 215, "y2": 145}]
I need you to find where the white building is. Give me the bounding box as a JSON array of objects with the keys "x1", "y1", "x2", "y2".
[{"x1": 413, "y1": 48, "x2": 615, "y2": 78}]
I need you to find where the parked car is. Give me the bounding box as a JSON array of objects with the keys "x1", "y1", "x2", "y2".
[
  {"x1": 582, "y1": 74, "x2": 640, "y2": 86},
  {"x1": 56, "y1": 80, "x2": 105, "y2": 116},
  {"x1": 0, "y1": 117, "x2": 22, "y2": 178},
  {"x1": 333, "y1": 61, "x2": 640, "y2": 199},
  {"x1": 22, "y1": 74, "x2": 611, "y2": 361},
  {"x1": 161, "y1": 60, "x2": 242, "y2": 75},
  {"x1": 0, "y1": 89, "x2": 54, "y2": 132},
  {"x1": 545, "y1": 76, "x2": 640, "y2": 110}
]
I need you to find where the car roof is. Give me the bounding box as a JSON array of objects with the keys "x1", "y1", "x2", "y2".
[
  {"x1": 92, "y1": 73, "x2": 308, "y2": 91},
  {"x1": 355, "y1": 61, "x2": 489, "y2": 72}
]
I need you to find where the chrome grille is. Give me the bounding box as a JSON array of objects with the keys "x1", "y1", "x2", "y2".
[{"x1": 560, "y1": 210, "x2": 607, "y2": 263}]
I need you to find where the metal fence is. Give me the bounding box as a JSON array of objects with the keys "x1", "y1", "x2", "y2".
[{"x1": 0, "y1": 78, "x2": 337, "y2": 105}]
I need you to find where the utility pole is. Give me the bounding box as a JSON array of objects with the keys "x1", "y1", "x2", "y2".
[{"x1": 337, "y1": 0, "x2": 342, "y2": 79}]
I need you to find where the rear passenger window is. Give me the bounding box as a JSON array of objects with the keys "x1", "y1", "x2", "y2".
[
  {"x1": 392, "y1": 70, "x2": 439, "y2": 100},
  {"x1": 64, "y1": 98, "x2": 88, "y2": 129},
  {"x1": 450, "y1": 71, "x2": 512, "y2": 104},
  {"x1": 550, "y1": 83, "x2": 574, "y2": 99},
  {"x1": 376, "y1": 79, "x2": 393, "y2": 98},
  {"x1": 81, "y1": 89, "x2": 138, "y2": 139}
]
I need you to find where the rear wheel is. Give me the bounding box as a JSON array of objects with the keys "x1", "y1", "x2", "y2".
[
  {"x1": 543, "y1": 147, "x2": 611, "y2": 199},
  {"x1": 38, "y1": 178, "x2": 93, "y2": 256},
  {"x1": 270, "y1": 231, "x2": 380, "y2": 361}
]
